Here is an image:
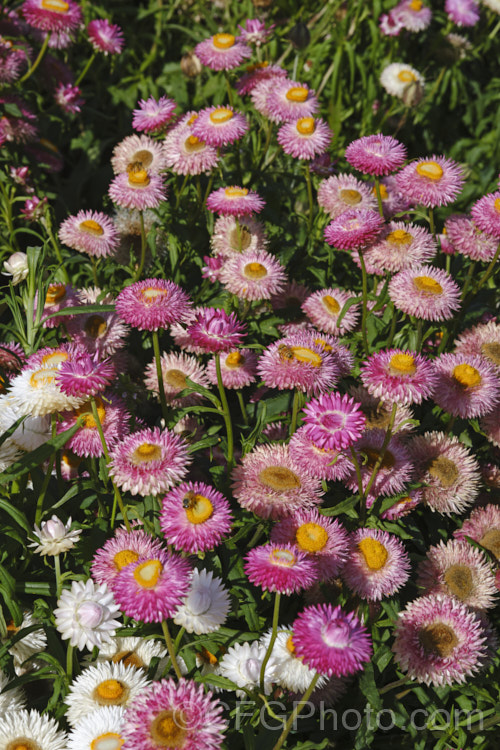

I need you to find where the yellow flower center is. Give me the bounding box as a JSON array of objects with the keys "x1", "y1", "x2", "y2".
[
  {"x1": 387, "y1": 228, "x2": 413, "y2": 245},
  {"x1": 286, "y1": 635, "x2": 296, "y2": 655},
  {"x1": 444, "y1": 564, "x2": 474, "y2": 601},
  {"x1": 244, "y1": 261, "x2": 268, "y2": 279},
  {"x1": 296, "y1": 522, "x2": 328, "y2": 553},
  {"x1": 413, "y1": 275, "x2": 443, "y2": 295},
  {"x1": 94, "y1": 679, "x2": 129, "y2": 705},
  {"x1": 427, "y1": 456, "x2": 459, "y2": 487},
  {"x1": 85, "y1": 314, "x2": 108, "y2": 339},
  {"x1": 41, "y1": 0, "x2": 69, "y2": 12},
  {"x1": 259, "y1": 466, "x2": 301, "y2": 491},
  {"x1": 494, "y1": 198, "x2": 500, "y2": 213},
  {"x1": 113, "y1": 549, "x2": 140, "y2": 570},
  {"x1": 225, "y1": 187, "x2": 248, "y2": 198},
  {"x1": 184, "y1": 134, "x2": 205, "y2": 152},
  {"x1": 481, "y1": 342, "x2": 500, "y2": 366},
  {"x1": 213, "y1": 33, "x2": 235, "y2": 49},
  {"x1": 296, "y1": 117, "x2": 316, "y2": 135},
  {"x1": 226, "y1": 351, "x2": 245, "y2": 368},
  {"x1": 322, "y1": 294, "x2": 340, "y2": 315},
  {"x1": 389, "y1": 353, "x2": 416, "y2": 375},
  {"x1": 357, "y1": 537, "x2": 388, "y2": 570},
  {"x1": 6, "y1": 741, "x2": 40, "y2": 750},
  {"x1": 419, "y1": 623, "x2": 458, "y2": 658},
  {"x1": 45, "y1": 283, "x2": 66, "y2": 304},
  {"x1": 185, "y1": 494, "x2": 214, "y2": 524},
  {"x1": 29, "y1": 368, "x2": 57, "y2": 389},
  {"x1": 128, "y1": 167, "x2": 150, "y2": 187},
  {"x1": 91, "y1": 733, "x2": 124, "y2": 750},
  {"x1": 112, "y1": 650, "x2": 144, "y2": 669},
  {"x1": 452, "y1": 363, "x2": 482, "y2": 388},
  {"x1": 314, "y1": 337, "x2": 333, "y2": 352},
  {"x1": 372, "y1": 184, "x2": 389, "y2": 199},
  {"x1": 209, "y1": 107, "x2": 234, "y2": 125},
  {"x1": 246, "y1": 61, "x2": 269, "y2": 72},
  {"x1": 410, "y1": 0, "x2": 423, "y2": 10},
  {"x1": 339, "y1": 188, "x2": 362, "y2": 206},
  {"x1": 41, "y1": 351, "x2": 68, "y2": 367},
  {"x1": 397, "y1": 70, "x2": 417, "y2": 83},
  {"x1": 270, "y1": 548, "x2": 296, "y2": 567},
  {"x1": 187, "y1": 114, "x2": 198, "y2": 126},
  {"x1": 479, "y1": 529, "x2": 500, "y2": 560},
  {"x1": 131, "y1": 442, "x2": 162, "y2": 463},
  {"x1": 133, "y1": 559, "x2": 163, "y2": 588},
  {"x1": 76, "y1": 400, "x2": 106, "y2": 429},
  {"x1": 416, "y1": 161, "x2": 444, "y2": 181},
  {"x1": 286, "y1": 86, "x2": 309, "y2": 102},
  {"x1": 141, "y1": 286, "x2": 168, "y2": 302},
  {"x1": 80, "y1": 219, "x2": 104, "y2": 236},
  {"x1": 151, "y1": 711, "x2": 187, "y2": 747},
  {"x1": 290, "y1": 346, "x2": 322, "y2": 366}
]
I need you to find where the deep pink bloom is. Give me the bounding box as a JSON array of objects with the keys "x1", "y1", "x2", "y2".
[
  {"x1": 87, "y1": 18, "x2": 124, "y2": 54},
  {"x1": 187, "y1": 307, "x2": 246, "y2": 353},
  {"x1": 22, "y1": 0, "x2": 82, "y2": 33},
  {"x1": 206, "y1": 349, "x2": 258, "y2": 389},
  {"x1": 345, "y1": 135, "x2": 407, "y2": 176},
  {"x1": 195, "y1": 32, "x2": 251, "y2": 71},
  {"x1": 288, "y1": 426, "x2": 354, "y2": 482},
  {"x1": 236, "y1": 63, "x2": 286, "y2": 95},
  {"x1": 20, "y1": 196, "x2": 47, "y2": 221},
  {"x1": 56, "y1": 353, "x2": 114, "y2": 397},
  {"x1": 361, "y1": 349, "x2": 437, "y2": 405},
  {"x1": 445, "y1": 215, "x2": 497, "y2": 262},
  {"x1": 470, "y1": 191, "x2": 500, "y2": 239},
  {"x1": 395, "y1": 156, "x2": 465, "y2": 208},
  {"x1": 302, "y1": 392, "x2": 366, "y2": 451},
  {"x1": 379, "y1": 11, "x2": 405, "y2": 36},
  {"x1": 257, "y1": 332, "x2": 339, "y2": 395},
  {"x1": 244, "y1": 543, "x2": 319, "y2": 595},
  {"x1": 54, "y1": 82, "x2": 83, "y2": 114},
  {"x1": 0, "y1": 39, "x2": 27, "y2": 83},
  {"x1": 91, "y1": 528, "x2": 165, "y2": 587},
  {"x1": 57, "y1": 393, "x2": 130, "y2": 458},
  {"x1": 115, "y1": 279, "x2": 191, "y2": 331},
  {"x1": 324, "y1": 209, "x2": 384, "y2": 250},
  {"x1": 132, "y1": 95, "x2": 176, "y2": 133},
  {"x1": 445, "y1": 0, "x2": 480, "y2": 27},
  {"x1": 293, "y1": 604, "x2": 372, "y2": 677},
  {"x1": 206, "y1": 186, "x2": 265, "y2": 217}
]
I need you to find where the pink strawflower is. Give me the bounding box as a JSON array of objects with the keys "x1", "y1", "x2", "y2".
[
  {"x1": 417, "y1": 539, "x2": 498, "y2": 611},
  {"x1": 302, "y1": 392, "x2": 366, "y2": 451},
  {"x1": 265, "y1": 79, "x2": 319, "y2": 124},
  {"x1": 195, "y1": 32, "x2": 251, "y2": 71},
  {"x1": 395, "y1": 155, "x2": 465, "y2": 208},
  {"x1": 346, "y1": 429, "x2": 414, "y2": 498},
  {"x1": 59, "y1": 210, "x2": 119, "y2": 258},
  {"x1": 56, "y1": 353, "x2": 114, "y2": 397},
  {"x1": 277, "y1": 117, "x2": 333, "y2": 160},
  {"x1": 0, "y1": 340, "x2": 25, "y2": 377},
  {"x1": 445, "y1": 215, "x2": 497, "y2": 262},
  {"x1": 236, "y1": 62, "x2": 286, "y2": 96},
  {"x1": 121, "y1": 678, "x2": 226, "y2": 750},
  {"x1": 376, "y1": 175, "x2": 412, "y2": 218},
  {"x1": 108, "y1": 167, "x2": 167, "y2": 210},
  {"x1": 305, "y1": 334, "x2": 355, "y2": 377},
  {"x1": 292, "y1": 604, "x2": 372, "y2": 677},
  {"x1": 349, "y1": 384, "x2": 416, "y2": 434},
  {"x1": 481, "y1": 403, "x2": 500, "y2": 448},
  {"x1": 244, "y1": 543, "x2": 319, "y2": 594},
  {"x1": 111, "y1": 134, "x2": 166, "y2": 174},
  {"x1": 22, "y1": 0, "x2": 82, "y2": 33},
  {"x1": 392, "y1": 594, "x2": 489, "y2": 686},
  {"x1": 271, "y1": 509, "x2": 349, "y2": 581},
  {"x1": 345, "y1": 134, "x2": 407, "y2": 176},
  {"x1": 410, "y1": 430, "x2": 480, "y2": 515},
  {"x1": 87, "y1": 18, "x2": 124, "y2": 54},
  {"x1": 379, "y1": 11, "x2": 405, "y2": 35},
  {"x1": 112, "y1": 547, "x2": 192, "y2": 622},
  {"x1": 206, "y1": 186, "x2": 265, "y2": 217},
  {"x1": 108, "y1": 427, "x2": 191, "y2": 496},
  {"x1": 0, "y1": 39, "x2": 26, "y2": 84},
  {"x1": 37, "y1": 283, "x2": 78, "y2": 328},
  {"x1": 445, "y1": 0, "x2": 480, "y2": 27},
  {"x1": 211, "y1": 214, "x2": 268, "y2": 257},
  {"x1": 115, "y1": 278, "x2": 191, "y2": 332},
  {"x1": 219, "y1": 249, "x2": 287, "y2": 301},
  {"x1": 91, "y1": 528, "x2": 164, "y2": 587},
  {"x1": 206, "y1": 349, "x2": 258, "y2": 389},
  {"x1": 301, "y1": 287, "x2": 360, "y2": 336},
  {"x1": 250, "y1": 77, "x2": 284, "y2": 117},
  {"x1": 0, "y1": 95, "x2": 37, "y2": 144},
  {"x1": 432, "y1": 353, "x2": 500, "y2": 418},
  {"x1": 389, "y1": 265, "x2": 461, "y2": 321},
  {"x1": 163, "y1": 112, "x2": 219, "y2": 176},
  {"x1": 20, "y1": 196, "x2": 46, "y2": 220},
  {"x1": 191, "y1": 106, "x2": 248, "y2": 147},
  {"x1": 352, "y1": 221, "x2": 437, "y2": 274},
  {"x1": 160, "y1": 481, "x2": 233, "y2": 554},
  {"x1": 392, "y1": 0, "x2": 432, "y2": 31},
  {"x1": 317, "y1": 174, "x2": 377, "y2": 219},
  {"x1": 341, "y1": 528, "x2": 411, "y2": 601},
  {"x1": 66, "y1": 287, "x2": 129, "y2": 357},
  {"x1": 470, "y1": 191, "x2": 500, "y2": 239},
  {"x1": 360, "y1": 349, "x2": 437, "y2": 405},
  {"x1": 378, "y1": 489, "x2": 423, "y2": 520},
  {"x1": 231, "y1": 443, "x2": 324, "y2": 520},
  {"x1": 237, "y1": 18, "x2": 274, "y2": 46},
  {"x1": 288, "y1": 426, "x2": 354, "y2": 482},
  {"x1": 257, "y1": 332, "x2": 339, "y2": 395},
  {"x1": 144, "y1": 351, "x2": 209, "y2": 407},
  {"x1": 187, "y1": 307, "x2": 246, "y2": 353},
  {"x1": 455, "y1": 320, "x2": 500, "y2": 373},
  {"x1": 132, "y1": 95, "x2": 176, "y2": 133},
  {"x1": 454, "y1": 504, "x2": 500, "y2": 562},
  {"x1": 57, "y1": 394, "x2": 130, "y2": 458},
  {"x1": 324, "y1": 209, "x2": 384, "y2": 249},
  {"x1": 54, "y1": 83, "x2": 83, "y2": 115}
]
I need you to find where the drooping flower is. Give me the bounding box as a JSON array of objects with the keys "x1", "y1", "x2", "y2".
[
  {"x1": 59, "y1": 210, "x2": 119, "y2": 258},
  {"x1": 115, "y1": 278, "x2": 191, "y2": 331},
  {"x1": 388, "y1": 265, "x2": 461, "y2": 321},
  {"x1": 345, "y1": 134, "x2": 407, "y2": 176},
  {"x1": 173, "y1": 569, "x2": 231, "y2": 634},
  {"x1": 195, "y1": 32, "x2": 251, "y2": 70},
  {"x1": 54, "y1": 578, "x2": 121, "y2": 651},
  {"x1": 237, "y1": 18, "x2": 274, "y2": 46},
  {"x1": 395, "y1": 156, "x2": 465, "y2": 208},
  {"x1": 341, "y1": 528, "x2": 411, "y2": 601}
]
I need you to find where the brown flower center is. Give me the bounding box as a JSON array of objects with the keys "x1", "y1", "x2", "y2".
[
  {"x1": 84, "y1": 315, "x2": 108, "y2": 339},
  {"x1": 387, "y1": 228, "x2": 413, "y2": 245},
  {"x1": 112, "y1": 651, "x2": 144, "y2": 669},
  {"x1": 93, "y1": 679, "x2": 129, "y2": 706},
  {"x1": 131, "y1": 442, "x2": 162, "y2": 464},
  {"x1": 244, "y1": 261, "x2": 268, "y2": 279},
  {"x1": 479, "y1": 529, "x2": 500, "y2": 560},
  {"x1": 481, "y1": 342, "x2": 500, "y2": 366},
  {"x1": 226, "y1": 351, "x2": 245, "y2": 368},
  {"x1": 427, "y1": 455, "x2": 459, "y2": 487},
  {"x1": 444, "y1": 564, "x2": 474, "y2": 601},
  {"x1": 131, "y1": 149, "x2": 154, "y2": 168},
  {"x1": 150, "y1": 710, "x2": 187, "y2": 747},
  {"x1": 322, "y1": 294, "x2": 340, "y2": 315},
  {"x1": 339, "y1": 188, "x2": 362, "y2": 206},
  {"x1": 259, "y1": 466, "x2": 301, "y2": 491},
  {"x1": 164, "y1": 368, "x2": 188, "y2": 390},
  {"x1": 45, "y1": 283, "x2": 66, "y2": 304},
  {"x1": 364, "y1": 448, "x2": 395, "y2": 470},
  {"x1": 363, "y1": 403, "x2": 391, "y2": 430},
  {"x1": 419, "y1": 623, "x2": 458, "y2": 658}
]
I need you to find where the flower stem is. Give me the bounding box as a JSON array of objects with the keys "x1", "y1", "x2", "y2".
[
  {"x1": 289, "y1": 389, "x2": 301, "y2": 437},
  {"x1": 373, "y1": 177, "x2": 385, "y2": 218},
  {"x1": 379, "y1": 676, "x2": 410, "y2": 695},
  {"x1": 224, "y1": 71, "x2": 234, "y2": 107},
  {"x1": 428, "y1": 206, "x2": 436, "y2": 238},
  {"x1": 54, "y1": 554, "x2": 62, "y2": 599},
  {"x1": 161, "y1": 619, "x2": 183, "y2": 680},
  {"x1": 215, "y1": 353, "x2": 234, "y2": 470},
  {"x1": 66, "y1": 643, "x2": 74, "y2": 681},
  {"x1": 260, "y1": 592, "x2": 281, "y2": 695},
  {"x1": 237, "y1": 390, "x2": 248, "y2": 425},
  {"x1": 19, "y1": 33, "x2": 49, "y2": 83},
  {"x1": 272, "y1": 672, "x2": 321, "y2": 750},
  {"x1": 304, "y1": 164, "x2": 314, "y2": 232},
  {"x1": 363, "y1": 402, "x2": 398, "y2": 502},
  {"x1": 134, "y1": 211, "x2": 147, "y2": 282},
  {"x1": 75, "y1": 51, "x2": 96, "y2": 86},
  {"x1": 349, "y1": 445, "x2": 365, "y2": 522},
  {"x1": 358, "y1": 249, "x2": 370, "y2": 357},
  {"x1": 152, "y1": 329, "x2": 169, "y2": 423}
]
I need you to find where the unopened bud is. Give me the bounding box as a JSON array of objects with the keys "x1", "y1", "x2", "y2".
[
  {"x1": 181, "y1": 50, "x2": 202, "y2": 78},
  {"x1": 288, "y1": 21, "x2": 310, "y2": 50}
]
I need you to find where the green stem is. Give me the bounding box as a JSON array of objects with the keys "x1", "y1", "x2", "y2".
[
  {"x1": 358, "y1": 249, "x2": 370, "y2": 357},
  {"x1": 386, "y1": 309, "x2": 397, "y2": 349},
  {"x1": 54, "y1": 554, "x2": 62, "y2": 598},
  {"x1": 152, "y1": 330, "x2": 169, "y2": 423},
  {"x1": 461, "y1": 260, "x2": 476, "y2": 301},
  {"x1": 75, "y1": 51, "x2": 96, "y2": 86},
  {"x1": 19, "y1": 34, "x2": 49, "y2": 83},
  {"x1": 260, "y1": 592, "x2": 281, "y2": 694},
  {"x1": 470, "y1": 243, "x2": 500, "y2": 297},
  {"x1": 47, "y1": 224, "x2": 70, "y2": 283},
  {"x1": 349, "y1": 445, "x2": 365, "y2": 522},
  {"x1": 90, "y1": 257, "x2": 99, "y2": 287},
  {"x1": 304, "y1": 165, "x2": 314, "y2": 232},
  {"x1": 272, "y1": 672, "x2": 321, "y2": 750},
  {"x1": 66, "y1": 643, "x2": 74, "y2": 681},
  {"x1": 363, "y1": 402, "x2": 398, "y2": 502},
  {"x1": 161, "y1": 619, "x2": 183, "y2": 680},
  {"x1": 134, "y1": 211, "x2": 147, "y2": 282},
  {"x1": 175, "y1": 174, "x2": 189, "y2": 210},
  {"x1": 428, "y1": 206, "x2": 435, "y2": 238},
  {"x1": 237, "y1": 390, "x2": 248, "y2": 425},
  {"x1": 215, "y1": 353, "x2": 234, "y2": 470},
  {"x1": 373, "y1": 177, "x2": 385, "y2": 218},
  {"x1": 35, "y1": 456, "x2": 55, "y2": 526},
  {"x1": 289, "y1": 389, "x2": 300, "y2": 437},
  {"x1": 379, "y1": 676, "x2": 409, "y2": 695},
  {"x1": 224, "y1": 71, "x2": 234, "y2": 107},
  {"x1": 415, "y1": 319, "x2": 423, "y2": 352}
]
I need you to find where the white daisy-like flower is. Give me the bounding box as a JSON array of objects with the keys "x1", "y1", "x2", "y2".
[
  {"x1": 380, "y1": 62, "x2": 424, "y2": 99},
  {"x1": 67, "y1": 705, "x2": 125, "y2": 750},
  {"x1": 84, "y1": 634, "x2": 169, "y2": 677},
  {"x1": 54, "y1": 579, "x2": 121, "y2": 652},
  {"x1": 0, "y1": 709, "x2": 67, "y2": 750},
  {"x1": 29, "y1": 515, "x2": 82, "y2": 556},
  {"x1": 173, "y1": 568, "x2": 231, "y2": 635},
  {"x1": 218, "y1": 640, "x2": 278, "y2": 697},
  {"x1": 260, "y1": 627, "x2": 327, "y2": 693},
  {"x1": 0, "y1": 668, "x2": 26, "y2": 713},
  {"x1": 64, "y1": 661, "x2": 151, "y2": 726},
  {"x1": 1, "y1": 611, "x2": 47, "y2": 675},
  {"x1": 7, "y1": 366, "x2": 86, "y2": 417},
  {"x1": 0, "y1": 395, "x2": 51, "y2": 451}
]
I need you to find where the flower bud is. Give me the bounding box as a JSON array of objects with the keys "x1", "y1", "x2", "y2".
[
  {"x1": 2, "y1": 251, "x2": 29, "y2": 284},
  {"x1": 180, "y1": 50, "x2": 202, "y2": 78},
  {"x1": 288, "y1": 21, "x2": 310, "y2": 50},
  {"x1": 78, "y1": 601, "x2": 105, "y2": 629}
]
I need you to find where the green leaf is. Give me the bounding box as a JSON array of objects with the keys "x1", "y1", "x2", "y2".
[
  {"x1": 0, "y1": 424, "x2": 80, "y2": 482},
  {"x1": 0, "y1": 498, "x2": 30, "y2": 532},
  {"x1": 321, "y1": 495, "x2": 358, "y2": 516},
  {"x1": 359, "y1": 661, "x2": 382, "y2": 711},
  {"x1": 41, "y1": 304, "x2": 115, "y2": 321}
]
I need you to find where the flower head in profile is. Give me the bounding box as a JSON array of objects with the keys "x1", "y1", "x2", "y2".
[
  {"x1": 206, "y1": 186, "x2": 265, "y2": 217},
  {"x1": 132, "y1": 95, "x2": 176, "y2": 133},
  {"x1": 22, "y1": 0, "x2": 83, "y2": 33},
  {"x1": 87, "y1": 18, "x2": 124, "y2": 55},
  {"x1": 54, "y1": 578, "x2": 121, "y2": 651},
  {"x1": 29, "y1": 515, "x2": 81, "y2": 556},
  {"x1": 2, "y1": 251, "x2": 29, "y2": 284}
]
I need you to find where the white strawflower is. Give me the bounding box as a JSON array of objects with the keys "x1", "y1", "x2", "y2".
[
  {"x1": 0, "y1": 709, "x2": 67, "y2": 750},
  {"x1": 0, "y1": 668, "x2": 27, "y2": 713},
  {"x1": 29, "y1": 515, "x2": 82, "y2": 556},
  {"x1": 0, "y1": 394, "x2": 51, "y2": 451},
  {"x1": 380, "y1": 62, "x2": 425, "y2": 99},
  {"x1": 2, "y1": 251, "x2": 29, "y2": 284},
  {"x1": 54, "y1": 579, "x2": 121, "y2": 651},
  {"x1": 64, "y1": 662, "x2": 151, "y2": 726},
  {"x1": 1, "y1": 611, "x2": 47, "y2": 675},
  {"x1": 260, "y1": 627, "x2": 327, "y2": 693},
  {"x1": 84, "y1": 634, "x2": 169, "y2": 677},
  {"x1": 7, "y1": 366, "x2": 86, "y2": 417},
  {"x1": 218, "y1": 640, "x2": 279, "y2": 697},
  {"x1": 67, "y1": 705, "x2": 125, "y2": 750},
  {"x1": 174, "y1": 568, "x2": 231, "y2": 635}
]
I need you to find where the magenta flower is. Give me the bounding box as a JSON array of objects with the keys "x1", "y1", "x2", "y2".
[
  {"x1": 470, "y1": 191, "x2": 500, "y2": 239},
  {"x1": 187, "y1": 307, "x2": 246, "y2": 353},
  {"x1": 360, "y1": 349, "x2": 437, "y2": 405},
  {"x1": 445, "y1": 215, "x2": 497, "y2": 262},
  {"x1": 132, "y1": 95, "x2": 176, "y2": 133},
  {"x1": 302, "y1": 392, "x2": 366, "y2": 451},
  {"x1": 345, "y1": 134, "x2": 407, "y2": 176},
  {"x1": 324, "y1": 209, "x2": 384, "y2": 250},
  {"x1": 265, "y1": 79, "x2": 319, "y2": 124},
  {"x1": 87, "y1": 18, "x2": 124, "y2": 54},
  {"x1": 195, "y1": 32, "x2": 251, "y2": 71},
  {"x1": 56, "y1": 353, "x2": 114, "y2": 397},
  {"x1": 244, "y1": 543, "x2": 319, "y2": 595},
  {"x1": 445, "y1": 0, "x2": 480, "y2": 27},
  {"x1": 22, "y1": 0, "x2": 82, "y2": 33},
  {"x1": 91, "y1": 528, "x2": 164, "y2": 587},
  {"x1": 432, "y1": 353, "x2": 500, "y2": 419},
  {"x1": 115, "y1": 278, "x2": 191, "y2": 331},
  {"x1": 206, "y1": 186, "x2": 265, "y2": 217}
]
